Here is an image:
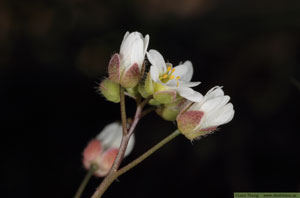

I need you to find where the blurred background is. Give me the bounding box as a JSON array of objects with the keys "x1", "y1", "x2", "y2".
[{"x1": 1, "y1": 0, "x2": 300, "y2": 197}]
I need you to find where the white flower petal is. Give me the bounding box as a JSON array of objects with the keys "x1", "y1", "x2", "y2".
[
  {"x1": 200, "y1": 96, "x2": 230, "y2": 113},
  {"x1": 143, "y1": 34, "x2": 150, "y2": 56},
  {"x1": 178, "y1": 81, "x2": 201, "y2": 88},
  {"x1": 120, "y1": 31, "x2": 129, "y2": 48},
  {"x1": 119, "y1": 32, "x2": 148, "y2": 70},
  {"x1": 165, "y1": 80, "x2": 200, "y2": 88},
  {"x1": 188, "y1": 102, "x2": 203, "y2": 111},
  {"x1": 175, "y1": 87, "x2": 203, "y2": 102},
  {"x1": 150, "y1": 65, "x2": 160, "y2": 82},
  {"x1": 125, "y1": 135, "x2": 135, "y2": 156},
  {"x1": 96, "y1": 122, "x2": 135, "y2": 158},
  {"x1": 97, "y1": 122, "x2": 123, "y2": 150},
  {"x1": 204, "y1": 86, "x2": 224, "y2": 100},
  {"x1": 173, "y1": 61, "x2": 193, "y2": 82},
  {"x1": 206, "y1": 103, "x2": 234, "y2": 126},
  {"x1": 129, "y1": 37, "x2": 144, "y2": 68},
  {"x1": 147, "y1": 49, "x2": 167, "y2": 74}
]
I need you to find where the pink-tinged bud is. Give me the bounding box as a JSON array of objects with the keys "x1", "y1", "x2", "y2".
[
  {"x1": 107, "y1": 32, "x2": 150, "y2": 88},
  {"x1": 83, "y1": 139, "x2": 102, "y2": 170},
  {"x1": 120, "y1": 63, "x2": 140, "y2": 88},
  {"x1": 108, "y1": 53, "x2": 121, "y2": 83},
  {"x1": 176, "y1": 86, "x2": 235, "y2": 140},
  {"x1": 95, "y1": 148, "x2": 118, "y2": 177},
  {"x1": 82, "y1": 122, "x2": 135, "y2": 177}
]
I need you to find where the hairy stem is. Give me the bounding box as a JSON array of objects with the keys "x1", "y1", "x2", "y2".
[
  {"x1": 115, "y1": 130, "x2": 180, "y2": 178},
  {"x1": 91, "y1": 135, "x2": 130, "y2": 198},
  {"x1": 74, "y1": 164, "x2": 98, "y2": 198},
  {"x1": 92, "y1": 130, "x2": 181, "y2": 198},
  {"x1": 141, "y1": 106, "x2": 157, "y2": 118},
  {"x1": 120, "y1": 87, "x2": 128, "y2": 135},
  {"x1": 91, "y1": 96, "x2": 152, "y2": 198}
]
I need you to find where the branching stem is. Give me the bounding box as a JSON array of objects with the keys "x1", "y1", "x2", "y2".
[
  {"x1": 91, "y1": 130, "x2": 181, "y2": 198},
  {"x1": 115, "y1": 130, "x2": 180, "y2": 178},
  {"x1": 91, "y1": 93, "x2": 152, "y2": 198}
]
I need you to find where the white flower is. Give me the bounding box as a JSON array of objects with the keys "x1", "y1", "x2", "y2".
[
  {"x1": 177, "y1": 86, "x2": 234, "y2": 140},
  {"x1": 120, "y1": 31, "x2": 150, "y2": 71},
  {"x1": 108, "y1": 31, "x2": 150, "y2": 88},
  {"x1": 82, "y1": 122, "x2": 135, "y2": 177},
  {"x1": 147, "y1": 49, "x2": 202, "y2": 102}
]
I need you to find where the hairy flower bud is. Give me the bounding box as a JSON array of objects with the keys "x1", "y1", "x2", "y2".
[
  {"x1": 82, "y1": 122, "x2": 135, "y2": 177},
  {"x1": 138, "y1": 73, "x2": 154, "y2": 98},
  {"x1": 99, "y1": 78, "x2": 120, "y2": 103},
  {"x1": 126, "y1": 86, "x2": 139, "y2": 98},
  {"x1": 108, "y1": 31, "x2": 149, "y2": 88},
  {"x1": 156, "y1": 97, "x2": 186, "y2": 121},
  {"x1": 153, "y1": 90, "x2": 177, "y2": 104},
  {"x1": 177, "y1": 86, "x2": 234, "y2": 140}
]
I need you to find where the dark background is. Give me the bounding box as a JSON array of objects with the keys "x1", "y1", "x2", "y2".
[{"x1": 1, "y1": 0, "x2": 300, "y2": 197}]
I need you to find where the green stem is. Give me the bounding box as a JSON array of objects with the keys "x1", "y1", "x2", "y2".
[
  {"x1": 91, "y1": 130, "x2": 181, "y2": 198},
  {"x1": 75, "y1": 164, "x2": 98, "y2": 198},
  {"x1": 115, "y1": 129, "x2": 180, "y2": 178}
]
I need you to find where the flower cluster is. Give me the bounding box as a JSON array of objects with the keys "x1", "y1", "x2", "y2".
[
  {"x1": 86, "y1": 31, "x2": 234, "y2": 177},
  {"x1": 100, "y1": 31, "x2": 234, "y2": 134}
]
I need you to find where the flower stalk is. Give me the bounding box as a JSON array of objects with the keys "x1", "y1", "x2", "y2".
[
  {"x1": 74, "y1": 164, "x2": 98, "y2": 198},
  {"x1": 92, "y1": 130, "x2": 181, "y2": 198},
  {"x1": 115, "y1": 129, "x2": 180, "y2": 179},
  {"x1": 120, "y1": 87, "x2": 128, "y2": 135},
  {"x1": 91, "y1": 94, "x2": 152, "y2": 198}
]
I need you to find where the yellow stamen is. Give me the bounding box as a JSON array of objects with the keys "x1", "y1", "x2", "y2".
[
  {"x1": 169, "y1": 75, "x2": 175, "y2": 80},
  {"x1": 176, "y1": 76, "x2": 181, "y2": 80},
  {"x1": 167, "y1": 66, "x2": 172, "y2": 72},
  {"x1": 176, "y1": 81, "x2": 179, "y2": 87},
  {"x1": 162, "y1": 74, "x2": 168, "y2": 79},
  {"x1": 171, "y1": 68, "x2": 175, "y2": 74}
]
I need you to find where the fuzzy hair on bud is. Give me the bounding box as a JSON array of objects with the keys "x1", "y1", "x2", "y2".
[
  {"x1": 153, "y1": 90, "x2": 177, "y2": 104},
  {"x1": 99, "y1": 78, "x2": 120, "y2": 103},
  {"x1": 120, "y1": 63, "x2": 141, "y2": 88},
  {"x1": 108, "y1": 53, "x2": 121, "y2": 83},
  {"x1": 176, "y1": 86, "x2": 234, "y2": 140},
  {"x1": 82, "y1": 122, "x2": 135, "y2": 177},
  {"x1": 156, "y1": 98, "x2": 186, "y2": 121}
]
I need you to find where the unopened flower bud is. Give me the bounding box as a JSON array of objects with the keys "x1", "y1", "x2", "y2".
[
  {"x1": 148, "y1": 98, "x2": 161, "y2": 106},
  {"x1": 153, "y1": 90, "x2": 177, "y2": 104},
  {"x1": 138, "y1": 73, "x2": 154, "y2": 98},
  {"x1": 82, "y1": 122, "x2": 135, "y2": 177},
  {"x1": 108, "y1": 31, "x2": 149, "y2": 88},
  {"x1": 99, "y1": 78, "x2": 120, "y2": 103},
  {"x1": 126, "y1": 86, "x2": 139, "y2": 98},
  {"x1": 177, "y1": 86, "x2": 234, "y2": 140},
  {"x1": 156, "y1": 97, "x2": 186, "y2": 121}
]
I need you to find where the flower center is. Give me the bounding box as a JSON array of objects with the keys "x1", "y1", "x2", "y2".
[{"x1": 159, "y1": 64, "x2": 181, "y2": 86}]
